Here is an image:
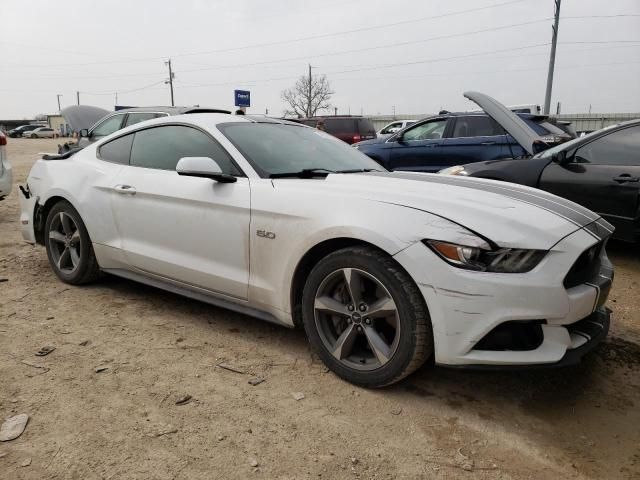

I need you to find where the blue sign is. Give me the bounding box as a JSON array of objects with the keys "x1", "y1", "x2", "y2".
[{"x1": 234, "y1": 90, "x2": 250, "y2": 108}]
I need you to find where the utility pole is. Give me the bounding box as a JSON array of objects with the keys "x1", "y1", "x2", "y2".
[
  {"x1": 543, "y1": 0, "x2": 561, "y2": 114},
  {"x1": 165, "y1": 59, "x2": 175, "y2": 107},
  {"x1": 76, "y1": 91, "x2": 80, "y2": 105},
  {"x1": 115, "y1": 92, "x2": 118, "y2": 106},
  {"x1": 308, "y1": 64, "x2": 313, "y2": 117},
  {"x1": 56, "y1": 94, "x2": 63, "y2": 112}
]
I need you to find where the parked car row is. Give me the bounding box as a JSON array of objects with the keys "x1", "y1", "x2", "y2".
[
  {"x1": 8, "y1": 124, "x2": 48, "y2": 138},
  {"x1": 18, "y1": 96, "x2": 615, "y2": 387}
]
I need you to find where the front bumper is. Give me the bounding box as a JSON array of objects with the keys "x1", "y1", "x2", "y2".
[
  {"x1": 18, "y1": 184, "x2": 37, "y2": 243},
  {"x1": 443, "y1": 307, "x2": 610, "y2": 370},
  {"x1": 394, "y1": 223, "x2": 613, "y2": 367},
  {"x1": 0, "y1": 159, "x2": 12, "y2": 199}
]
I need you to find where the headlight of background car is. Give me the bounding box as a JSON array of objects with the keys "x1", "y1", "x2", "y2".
[
  {"x1": 438, "y1": 165, "x2": 468, "y2": 176},
  {"x1": 424, "y1": 240, "x2": 546, "y2": 273}
]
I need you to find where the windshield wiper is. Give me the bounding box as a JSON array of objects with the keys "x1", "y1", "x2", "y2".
[
  {"x1": 334, "y1": 168, "x2": 382, "y2": 173},
  {"x1": 269, "y1": 168, "x2": 335, "y2": 179},
  {"x1": 269, "y1": 167, "x2": 382, "y2": 179}
]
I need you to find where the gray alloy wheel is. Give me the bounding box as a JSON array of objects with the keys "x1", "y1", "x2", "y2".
[
  {"x1": 48, "y1": 212, "x2": 82, "y2": 274},
  {"x1": 302, "y1": 246, "x2": 432, "y2": 388},
  {"x1": 314, "y1": 268, "x2": 401, "y2": 371},
  {"x1": 44, "y1": 200, "x2": 101, "y2": 285}
]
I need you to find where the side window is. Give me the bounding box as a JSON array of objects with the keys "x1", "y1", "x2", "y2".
[
  {"x1": 574, "y1": 126, "x2": 640, "y2": 166},
  {"x1": 92, "y1": 115, "x2": 124, "y2": 137},
  {"x1": 381, "y1": 122, "x2": 401, "y2": 134},
  {"x1": 451, "y1": 116, "x2": 503, "y2": 138},
  {"x1": 129, "y1": 125, "x2": 240, "y2": 174},
  {"x1": 124, "y1": 113, "x2": 158, "y2": 127},
  {"x1": 98, "y1": 134, "x2": 133, "y2": 164},
  {"x1": 402, "y1": 119, "x2": 447, "y2": 141}
]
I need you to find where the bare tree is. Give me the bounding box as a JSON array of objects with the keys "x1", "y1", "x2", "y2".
[{"x1": 281, "y1": 67, "x2": 334, "y2": 117}]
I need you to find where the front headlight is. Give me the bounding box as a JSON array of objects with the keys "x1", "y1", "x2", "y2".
[
  {"x1": 438, "y1": 165, "x2": 468, "y2": 176},
  {"x1": 424, "y1": 240, "x2": 546, "y2": 273}
]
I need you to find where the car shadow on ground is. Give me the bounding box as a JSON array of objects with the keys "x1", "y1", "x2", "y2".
[{"x1": 96, "y1": 272, "x2": 639, "y2": 408}]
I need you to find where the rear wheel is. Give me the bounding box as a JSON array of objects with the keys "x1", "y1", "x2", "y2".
[
  {"x1": 302, "y1": 246, "x2": 432, "y2": 387},
  {"x1": 44, "y1": 201, "x2": 100, "y2": 285},
  {"x1": 30, "y1": 134, "x2": 37, "y2": 139}
]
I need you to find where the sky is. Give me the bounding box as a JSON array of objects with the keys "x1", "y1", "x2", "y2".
[{"x1": 1, "y1": 0, "x2": 639, "y2": 119}]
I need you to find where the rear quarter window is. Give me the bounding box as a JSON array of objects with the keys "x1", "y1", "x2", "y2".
[
  {"x1": 98, "y1": 134, "x2": 134, "y2": 164},
  {"x1": 324, "y1": 119, "x2": 356, "y2": 134}
]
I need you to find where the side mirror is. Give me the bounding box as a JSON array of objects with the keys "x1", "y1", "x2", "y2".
[
  {"x1": 552, "y1": 150, "x2": 569, "y2": 165},
  {"x1": 176, "y1": 157, "x2": 237, "y2": 183},
  {"x1": 80, "y1": 129, "x2": 89, "y2": 138},
  {"x1": 394, "y1": 132, "x2": 404, "y2": 143}
]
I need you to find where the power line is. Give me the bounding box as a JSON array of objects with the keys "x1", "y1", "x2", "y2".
[
  {"x1": 176, "y1": 43, "x2": 552, "y2": 89},
  {"x1": 11, "y1": 17, "x2": 553, "y2": 82},
  {"x1": 2, "y1": 0, "x2": 530, "y2": 69},
  {"x1": 80, "y1": 80, "x2": 166, "y2": 96}
]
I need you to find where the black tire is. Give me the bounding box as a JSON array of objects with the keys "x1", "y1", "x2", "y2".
[
  {"x1": 44, "y1": 200, "x2": 101, "y2": 285},
  {"x1": 31, "y1": 134, "x2": 37, "y2": 139},
  {"x1": 302, "y1": 246, "x2": 433, "y2": 388}
]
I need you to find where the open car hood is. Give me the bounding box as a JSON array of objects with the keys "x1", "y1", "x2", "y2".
[
  {"x1": 61, "y1": 105, "x2": 110, "y2": 132},
  {"x1": 463, "y1": 91, "x2": 545, "y2": 155}
]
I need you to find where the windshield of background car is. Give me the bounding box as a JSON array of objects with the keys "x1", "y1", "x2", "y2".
[
  {"x1": 533, "y1": 126, "x2": 619, "y2": 158},
  {"x1": 218, "y1": 123, "x2": 384, "y2": 177}
]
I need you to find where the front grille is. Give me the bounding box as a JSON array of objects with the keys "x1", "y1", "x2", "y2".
[{"x1": 564, "y1": 242, "x2": 603, "y2": 289}]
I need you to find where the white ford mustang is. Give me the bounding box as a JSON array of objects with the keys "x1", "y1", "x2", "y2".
[{"x1": 19, "y1": 112, "x2": 613, "y2": 387}]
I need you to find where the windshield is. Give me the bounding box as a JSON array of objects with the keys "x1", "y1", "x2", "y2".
[
  {"x1": 218, "y1": 123, "x2": 385, "y2": 177},
  {"x1": 533, "y1": 124, "x2": 620, "y2": 158}
]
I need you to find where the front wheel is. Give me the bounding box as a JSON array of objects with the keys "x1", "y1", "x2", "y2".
[
  {"x1": 302, "y1": 246, "x2": 433, "y2": 388},
  {"x1": 31, "y1": 134, "x2": 37, "y2": 139},
  {"x1": 44, "y1": 201, "x2": 101, "y2": 285}
]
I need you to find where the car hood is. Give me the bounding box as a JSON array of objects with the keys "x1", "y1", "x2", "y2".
[
  {"x1": 275, "y1": 172, "x2": 604, "y2": 250},
  {"x1": 464, "y1": 91, "x2": 545, "y2": 155},
  {"x1": 61, "y1": 105, "x2": 110, "y2": 131},
  {"x1": 354, "y1": 137, "x2": 387, "y2": 147}
]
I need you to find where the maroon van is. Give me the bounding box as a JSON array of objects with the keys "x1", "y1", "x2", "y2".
[{"x1": 296, "y1": 116, "x2": 377, "y2": 144}]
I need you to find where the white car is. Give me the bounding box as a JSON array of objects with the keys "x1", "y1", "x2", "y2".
[
  {"x1": 376, "y1": 119, "x2": 416, "y2": 139},
  {"x1": 18, "y1": 109, "x2": 613, "y2": 387},
  {"x1": 23, "y1": 127, "x2": 55, "y2": 138},
  {"x1": 0, "y1": 132, "x2": 11, "y2": 200}
]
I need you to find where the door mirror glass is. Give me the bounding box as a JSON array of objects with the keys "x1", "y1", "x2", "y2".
[
  {"x1": 176, "y1": 157, "x2": 237, "y2": 183},
  {"x1": 80, "y1": 129, "x2": 89, "y2": 138},
  {"x1": 552, "y1": 150, "x2": 568, "y2": 165}
]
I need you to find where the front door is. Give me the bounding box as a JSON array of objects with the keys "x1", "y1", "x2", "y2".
[
  {"x1": 387, "y1": 118, "x2": 448, "y2": 172},
  {"x1": 110, "y1": 124, "x2": 251, "y2": 299},
  {"x1": 540, "y1": 125, "x2": 640, "y2": 240}
]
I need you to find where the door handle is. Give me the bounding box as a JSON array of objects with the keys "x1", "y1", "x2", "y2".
[
  {"x1": 114, "y1": 184, "x2": 137, "y2": 195},
  {"x1": 613, "y1": 175, "x2": 639, "y2": 183},
  {"x1": 480, "y1": 141, "x2": 496, "y2": 145}
]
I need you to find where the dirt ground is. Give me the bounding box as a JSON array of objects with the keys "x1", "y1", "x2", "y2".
[{"x1": 1, "y1": 138, "x2": 639, "y2": 480}]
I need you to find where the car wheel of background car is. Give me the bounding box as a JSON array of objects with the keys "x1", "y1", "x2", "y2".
[
  {"x1": 31, "y1": 134, "x2": 37, "y2": 139},
  {"x1": 302, "y1": 246, "x2": 433, "y2": 388},
  {"x1": 44, "y1": 200, "x2": 101, "y2": 285}
]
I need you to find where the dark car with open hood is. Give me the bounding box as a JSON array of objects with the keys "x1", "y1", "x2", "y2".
[{"x1": 442, "y1": 119, "x2": 640, "y2": 242}]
